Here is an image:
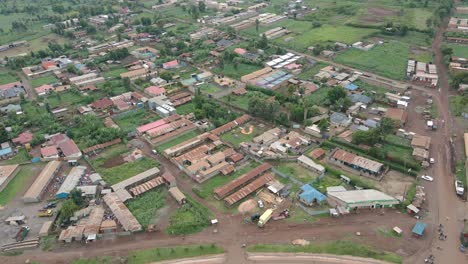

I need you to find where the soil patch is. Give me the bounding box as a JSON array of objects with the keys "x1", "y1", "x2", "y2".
[
  {"x1": 368, "y1": 7, "x2": 398, "y2": 17},
  {"x1": 240, "y1": 125, "x2": 254, "y2": 135},
  {"x1": 238, "y1": 199, "x2": 257, "y2": 214},
  {"x1": 102, "y1": 156, "x2": 126, "y2": 168}
]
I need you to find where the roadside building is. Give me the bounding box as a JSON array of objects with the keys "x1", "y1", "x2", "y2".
[
  {"x1": 0, "y1": 164, "x2": 20, "y2": 192},
  {"x1": 411, "y1": 134, "x2": 431, "y2": 150},
  {"x1": 330, "y1": 148, "x2": 384, "y2": 176},
  {"x1": 23, "y1": 161, "x2": 62, "y2": 203},
  {"x1": 297, "y1": 155, "x2": 325, "y2": 175},
  {"x1": 309, "y1": 148, "x2": 326, "y2": 160},
  {"x1": 327, "y1": 189, "x2": 399, "y2": 210},
  {"x1": 168, "y1": 186, "x2": 186, "y2": 204},
  {"x1": 103, "y1": 193, "x2": 142, "y2": 232},
  {"x1": 330, "y1": 112, "x2": 351, "y2": 128},
  {"x1": 12, "y1": 131, "x2": 33, "y2": 146},
  {"x1": 385, "y1": 108, "x2": 408, "y2": 127}
]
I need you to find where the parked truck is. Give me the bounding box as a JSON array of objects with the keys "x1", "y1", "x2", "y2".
[
  {"x1": 15, "y1": 226, "x2": 30, "y2": 242},
  {"x1": 257, "y1": 209, "x2": 273, "y2": 228},
  {"x1": 37, "y1": 209, "x2": 54, "y2": 217}
]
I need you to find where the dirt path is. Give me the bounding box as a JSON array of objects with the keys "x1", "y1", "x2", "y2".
[{"x1": 18, "y1": 72, "x2": 37, "y2": 100}]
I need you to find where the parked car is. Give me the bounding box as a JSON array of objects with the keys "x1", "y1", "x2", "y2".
[
  {"x1": 43, "y1": 202, "x2": 57, "y2": 209},
  {"x1": 421, "y1": 175, "x2": 434, "y2": 182},
  {"x1": 152, "y1": 149, "x2": 158, "y2": 155},
  {"x1": 257, "y1": 200, "x2": 264, "y2": 208},
  {"x1": 455, "y1": 180, "x2": 465, "y2": 196}
]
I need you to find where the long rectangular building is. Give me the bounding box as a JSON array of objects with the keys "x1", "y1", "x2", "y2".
[
  {"x1": 56, "y1": 166, "x2": 87, "y2": 199},
  {"x1": 214, "y1": 163, "x2": 272, "y2": 199},
  {"x1": 23, "y1": 161, "x2": 62, "y2": 203},
  {"x1": 224, "y1": 173, "x2": 275, "y2": 207},
  {"x1": 103, "y1": 193, "x2": 142, "y2": 232},
  {"x1": 111, "y1": 167, "x2": 160, "y2": 191}
]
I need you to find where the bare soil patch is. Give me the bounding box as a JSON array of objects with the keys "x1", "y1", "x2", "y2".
[
  {"x1": 102, "y1": 156, "x2": 126, "y2": 168},
  {"x1": 238, "y1": 199, "x2": 257, "y2": 214},
  {"x1": 368, "y1": 7, "x2": 398, "y2": 17}
]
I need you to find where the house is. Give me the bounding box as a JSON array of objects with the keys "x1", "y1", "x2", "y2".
[
  {"x1": 163, "y1": 60, "x2": 180, "y2": 69},
  {"x1": 12, "y1": 131, "x2": 33, "y2": 146},
  {"x1": 330, "y1": 148, "x2": 384, "y2": 176},
  {"x1": 145, "y1": 86, "x2": 166, "y2": 97},
  {"x1": 91, "y1": 98, "x2": 114, "y2": 111},
  {"x1": 330, "y1": 112, "x2": 351, "y2": 128},
  {"x1": 385, "y1": 108, "x2": 408, "y2": 127},
  {"x1": 0, "y1": 82, "x2": 26, "y2": 99},
  {"x1": 304, "y1": 124, "x2": 321, "y2": 138},
  {"x1": 35, "y1": 84, "x2": 55, "y2": 96},
  {"x1": 0, "y1": 145, "x2": 14, "y2": 159},
  {"x1": 150, "y1": 77, "x2": 167, "y2": 86},
  {"x1": 412, "y1": 148, "x2": 429, "y2": 161},
  {"x1": 309, "y1": 148, "x2": 326, "y2": 160},
  {"x1": 349, "y1": 94, "x2": 372, "y2": 104},
  {"x1": 299, "y1": 184, "x2": 326, "y2": 206},
  {"x1": 297, "y1": 155, "x2": 325, "y2": 174},
  {"x1": 41, "y1": 146, "x2": 59, "y2": 159},
  {"x1": 411, "y1": 134, "x2": 431, "y2": 150}
]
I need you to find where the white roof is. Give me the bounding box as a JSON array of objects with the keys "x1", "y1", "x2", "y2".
[
  {"x1": 326, "y1": 186, "x2": 347, "y2": 193},
  {"x1": 77, "y1": 185, "x2": 98, "y2": 196},
  {"x1": 57, "y1": 166, "x2": 87, "y2": 196},
  {"x1": 406, "y1": 204, "x2": 420, "y2": 214},
  {"x1": 297, "y1": 155, "x2": 325, "y2": 173},
  {"x1": 111, "y1": 167, "x2": 160, "y2": 191},
  {"x1": 328, "y1": 189, "x2": 398, "y2": 204}
]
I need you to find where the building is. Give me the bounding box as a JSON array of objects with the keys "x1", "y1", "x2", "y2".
[
  {"x1": 299, "y1": 184, "x2": 327, "y2": 206},
  {"x1": 330, "y1": 112, "x2": 351, "y2": 128},
  {"x1": 0, "y1": 104, "x2": 22, "y2": 114},
  {"x1": 327, "y1": 189, "x2": 399, "y2": 210},
  {"x1": 56, "y1": 166, "x2": 87, "y2": 199},
  {"x1": 0, "y1": 81, "x2": 26, "y2": 99},
  {"x1": 120, "y1": 68, "x2": 156, "y2": 81},
  {"x1": 103, "y1": 193, "x2": 142, "y2": 232},
  {"x1": 12, "y1": 131, "x2": 33, "y2": 146},
  {"x1": 411, "y1": 134, "x2": 431, "y2": 150},
  {"x1": 111, "y1": 167, "x2": 160, "y2": 192},
  {"x1": 297, "y1": 155, "x2": 325, "y2": 175},
  {"x1": 69, "y1": 73, "x2": 105, "y2": 87},
  {"x1": 23, "y1": 161, "x2": 62, "y2": 203},
  {"x1": 385, "y1": 108, "x2": 408, "y2": 127},
  {"x1": 35, "y1": 84, "x2": 55, "y2": 96},
  {"x1": 145, "y1": 86, "x2": 166, "y2": 97},
  {"x1": 168, "y1": 186, "x2": 186, "y2": 204},
  {"x1": 330, "y1": 148, "x2": 384, "y2": 176},
  {"x1": 309, "y1": 148, "x2": 326, "y2": 160},
  {"x1": 0, "y1": 164, "x2": 20, "y2": 192}
]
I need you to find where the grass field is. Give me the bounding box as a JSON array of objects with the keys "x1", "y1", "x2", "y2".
[
  {"x1": 46, "y1": 91, "x2": 85, "y2": 108},
  {"x1": 167, "y1": 197, "x2": 213, "y2": 235},
  {"x1": 0, "y1": 72, "x2": 18, "y2": 85},
  {"x1": 353, "y1": 80, "x2": 388, "y2": 94},
  {"x1": 126, "y1": 188, "x2": 167, "y2": 229},
  {"x1": 200, "y1": 83, "x2": 221, "y2": 94},
  {"x1": 156, "y1": 131, "x2": 199, "y2": 152},
  {"x1": 303, "y1": 87, "x2": 329, "y2": 106},
  {"x1": 449, "y1": 95, "x2": 468, "y2": 117},
  {"x1": 248, "y1": 241, "x2": 402, "y2": 264},
  {"x1": 446, "y1": 43, "x2": 468, "y2": 58},
  {"x1": 312, "y1": 174, "x2": 344, "y2": 194},
  {"x1": 275, "y1": 162, "x2": 319, "y2": 184},
  {"x1": 213, "y1": 63, "x2": 263, "y2": 80},
  {"x1": 113, "y1": 109, "x2": 161, "y2": 133},
  {"x1": 2, "y1": 148, "x2": 31, "y2": 165},
  {"x1": 335, "y1": 41, "x2": 409, "y2": 80},
  {"x1": 102, "y1": 67, "x2": 127, "y2": 79},
  {"x1": 0, "y1": 164, "x2": 39, "y2": 206},
  {"x1": 193, "y1": 161, "x2": 260, "y2": 199},
  {"x1": 97, "y1": 157, "x2": 159, "y2": 185},
  {"x1": 73, "y1": 244, "x2": 223, "y2": 264},
  {"x1": 220, "y1": 94, "x2": 251, "y2": 110},
  {"x1": 220, "y1": 124, "x2": 261, "y2": 147},
  {"x1": 176, "y1": 102, "x2": 195, "y2": 115},
  {"x1": 296, "y1": 62, "x2": 329, "y2": 81},
  {"x1": 31, "y1": 75, "x2": 59, "y2": 88}
]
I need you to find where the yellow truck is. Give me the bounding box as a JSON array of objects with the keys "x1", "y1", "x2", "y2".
[
  {"x1": 257, "y1": 209, "x2": 273, "y2": 228},
  {"x1": 37, "y1": 209, "x2": 53, "y2": 217}
]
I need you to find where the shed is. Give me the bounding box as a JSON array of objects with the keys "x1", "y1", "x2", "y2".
[
  {"x1": 39, "y1": 221, "x2": 54, "y2": 237},
  {"x1": 344, "y1": 83, "x2": 359, "y2": 91},
  {"x1": 412, "y1": 221, "x2": 426, "y2": 236},
  {"x1": 100, "y1": 219, "x2": 117, "y2": 233},
  {"x1": 56, "y1": 166, "x2": 87, "y2": 199},
  {"x1": 393, "y1": 226, "x2": 403, "y2": 235},
  {"x1": 169, "y1": 186, "x2": 186, "y2": 204},
  {"x1": 406, "y1": 204, "x2": 420, "y2": 214},
  {"x1": 77, "y1": 185, "x2": 98, "y2": 197}
]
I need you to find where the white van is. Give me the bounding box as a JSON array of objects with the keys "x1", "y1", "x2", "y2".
[{"x1": 455, "y1": 180, "x2": 465, "y2": 196}]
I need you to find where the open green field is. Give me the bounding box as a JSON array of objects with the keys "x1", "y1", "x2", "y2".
[
  {"x1": 193, "y1": 161, "x2": 261, "y2": 199},
  {"x1": 31, "y1": 75, "x2": 59, "y2": 88},
  {"x1": 96, "y1": 157, "x2": 159, "y2": 185},
  {"x1": 220, "y1": 94, "x2": 250, "y2": 110},
  {"x1": 296, "y1": 62, "x2": 329, "y2": 81},
  {"x1": 73, "y1": 244, "x2": 224, "y2": 264},
  {"x1": 353, "y1": 80, "x2": 388, "y2": 94},
  {"x1": 445, "y1": 43, "x2": 468, "y2": 58},
  {"x1": 46, "y1": 91, "x2": 86, "y2": 108},
  {"x1": 303, "y1": 87, "x2": 329, "y2": 106},
  {"x1": 176, "y1": 102, "x2": 195, "y2": 115},
  {"x1": 113, "y1": 109, "x2": 161, "y2": 133},
  {"x1": 449, "y1": 95, "x2": 468, "y2": 117},
  {"x1": 220, "y1": 123, "x2": 265, "y2": 148},
  {"x1": 275, "y1": 162, "x2": 319, "y2": 184},
  {"x1": 0, "y1": 72, "x2": 18, "y2": 85},
  {"x1": 213, "y1": 63, "x2": 263, "y2": 80},
  {"x1": 200, "y1": 83, "x2": 222, "y2": 94},
  {"x1": 167, "y1": 197, "x2": 213, "y2": 235},
  {"x1": 335, "y1": 41, "x2": 409, "y2": 80},
  {"x1": 126, "y1": 188, "x2": 167, "y2": 229},
  {"x1": 156, "y1": 130, "x2": 200, "y2": 152},
  {"x1": 312, "y1": 174, "x2": 345, "y2": 194},
  {"x1": 248, "y1": 240, "x2": 402, "y2": 264},
  {"x1": 0, "y1": 164, "x2": 40, "y2": 206},
  {"x1": 102, "y1": 67, "x2": 127, "y2": 79}
]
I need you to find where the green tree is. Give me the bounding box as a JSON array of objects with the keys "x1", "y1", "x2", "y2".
[
  {"x1": 198, "y1": 1, "x2": 206, "y2": 12},
  {"x1": 70, "y1": 189, "x2": 85, "y2": 207},
  {"x1": 60, "y1": 200, "x2": 79, "y2": 219},
  {"x1": 255, "y1": 19, "x2": 260, "y2": 33}
]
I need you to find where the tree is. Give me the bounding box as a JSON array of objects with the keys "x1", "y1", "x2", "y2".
[
  {"x1": 70, "y1": 189, "x2": 85, "y2": 207},
  {"x1": 198, "y1": 1, "x2": 206, "y2": 12},
  {"x1": 0, "y1": 126, "x2": 9, "y2": 142},
  {"x1": 255, "y1": 19, "x2": 260, "y2": 33},
  {"x1": 377, "y1": 117, "x2": 396, "y2": 138},
  {"x1": 60, "y1": 200, "x2": 79, "y2": 219},
  {"x1": 258, "y1": 34, "x2": 268, "y2": 49}
]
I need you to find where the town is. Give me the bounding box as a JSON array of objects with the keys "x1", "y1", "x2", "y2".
[{"x1": 0, "y1": 0, "x2": 467, "y2": 264}]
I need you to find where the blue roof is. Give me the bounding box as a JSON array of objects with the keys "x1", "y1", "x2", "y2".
[
  {"x1": 349, "y1": 94, "x2": 373, "y2": 104},
  {"x1": 0, "y1": 147, "x2": 12, "y2": 156},
  {"x1": 412, "y1": 221, "x2": 426, "y2": 235},
  {"x1": 345, "y1": 83, "x2": 359, "y2": 91},
  {"x1": 299, "y1": 184, "x2": 326, "y2": 203},
  {"x1": 364, "y1": 119, "x2": 379, "y2": 128}
]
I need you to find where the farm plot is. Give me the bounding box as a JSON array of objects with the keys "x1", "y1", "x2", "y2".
[
  {"x1": 113, "y1": 109, "x2": 161, "y2": 133},
  {"x1": 335, "y1": 41, "x2": 409, "y2": 80},
  {"x1": 176, "y1": 102, "x2": 195, "y2": 115},
  {"x1": 126, "y1": 188, "x2": 167, "y2": 229},
  {"x1": 0, "y1": 72, "x2": 18, "y2": 85},
  {"x1": 156, "y1": 130, "x2": 200, "y2": 152},
  {"x1": 166, "y1": 196, "x2": 213, "y2": 235},
  {"x1": 445, "y1": 43, "x2": 468, "y2": 58},
  {"x1": 275, "y1": 162, "x2": 320, "y2": 184},
  {"x1": 31, "y1": 75, "x2": 59, "y2": 88}
]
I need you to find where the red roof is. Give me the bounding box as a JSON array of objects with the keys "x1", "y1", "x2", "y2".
[
  {"x1": 48, "y1": 133, "x2": 68, "y2": 145},
  {"x1": 91, "y1": 98, "x2": 114, "y2": 109},
  {"x1": 35, "y1": 84, "x2": 54, "y2": 94},
  {"x1": 41, "y1": 146, "x2": 58, "y2": 157},
  {"x1": 144, "y1": 86, "x2": 166, "y2": 96},
  {"x1": 42, "y1": 61, "x2": 56, "y2": 69},
  {"x1": 234, "y1": 48, "x2": 247, "y2": 55},
  {"x1": 58, "y1": 139, "x2": 81, "y2": 157},
  {"x1": 12, "y1": 131, "x2": 33, "y2": 145},
  {"x1": 137, "y1": 119, "x2": 167, "y2": 134},
  {"x1": 0, "y1": 81, "x2": 22, "y2": 91},
  {"x1": 163, "y1": 60, "x2": 179, "y2": 69}
]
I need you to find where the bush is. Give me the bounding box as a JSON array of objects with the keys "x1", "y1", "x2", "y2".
[{"x1": 166, "y1": 197, "x2": 213, "y2": 235}]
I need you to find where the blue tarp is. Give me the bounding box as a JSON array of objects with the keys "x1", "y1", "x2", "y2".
[
  {"x1": 345, "y1": 83, "x2": 359, "y2": 91},
  {"x1": 0, "y1": 147, "x2": 12, "y2": 157},
  {"x1": 412, "y1": 221, "x2": 426, "y2": 236},
  {"x1": 299, "y1": 184, "x2": 326, "y2": 203}
]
